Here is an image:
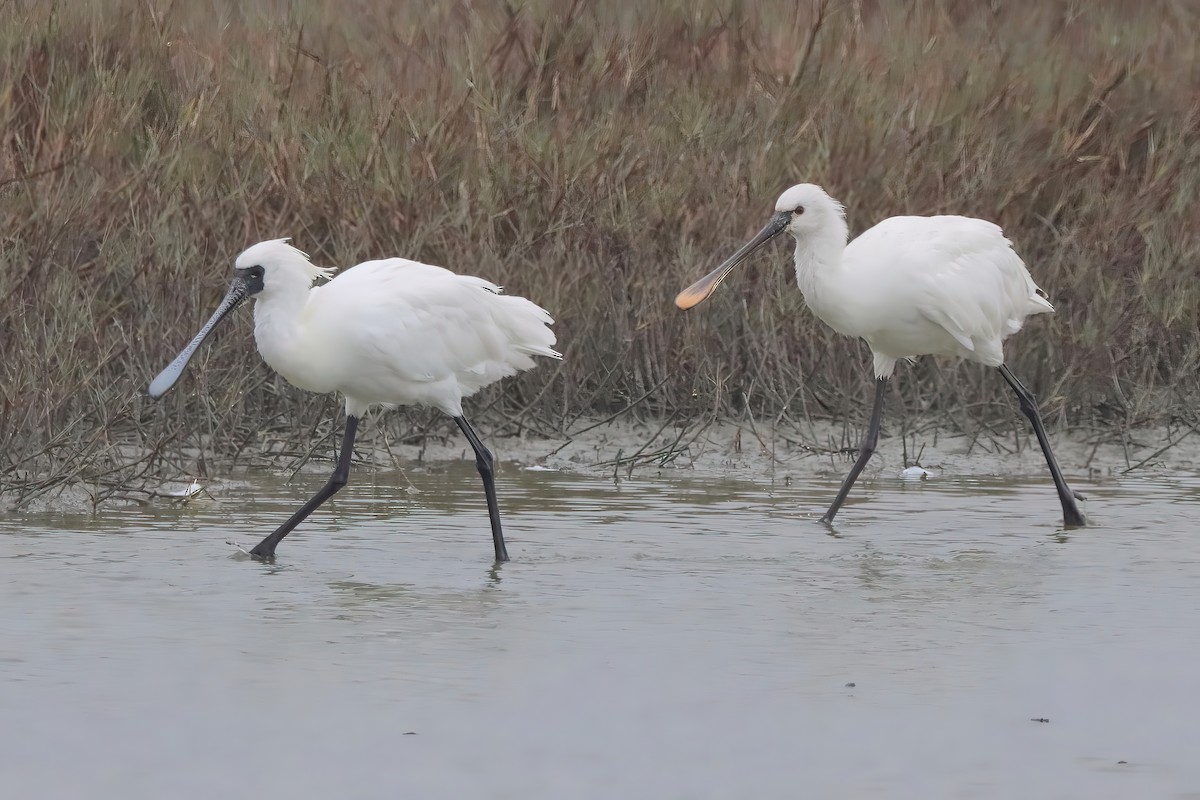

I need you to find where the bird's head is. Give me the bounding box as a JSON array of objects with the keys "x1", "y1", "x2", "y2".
[
  {"x1": 675, "y1": 183, "x2": 846, "y2": 310},
  {"x1": 232, "y1": 238, "x2": 336, "y2": 301},
  {"x1": 147, "y1": 238, "x2": 334, "y2": 399},
  {"x1": 773, "y1": 183, "x2": 845, "y2": 240}
]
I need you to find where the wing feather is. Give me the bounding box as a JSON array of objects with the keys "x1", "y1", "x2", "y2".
[
  {"x1": 846, "y1": 216, "x2": 1051, "y2": 365},
  {"x1": 300, "y1": 258, "x2": 558, "y2": 413}
]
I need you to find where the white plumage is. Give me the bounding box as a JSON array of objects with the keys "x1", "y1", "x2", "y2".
[
  {"x1": 149, "y1": 238, "x2": 560, "y2": 562},
  {"x1": 237, "y1": 241, "x2": 560, "y2": 417},
  {"x1": 769, "y1": 185, "x2": 1052, "y2": 377},
  {"x1": 677, "y1": 183, "x2": 1085, "y2": 527}
]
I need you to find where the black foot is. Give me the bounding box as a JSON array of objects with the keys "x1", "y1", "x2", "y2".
[
  {"x1": 817, "y1": 515, "x2": 845, "y2": 539},
  {"x1": 249, "y1": 543, "x2": 277, "y2": 561}
]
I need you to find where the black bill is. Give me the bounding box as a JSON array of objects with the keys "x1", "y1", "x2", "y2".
[
  {"x1": 675, "y1": 210, "x2": 791, "y2": 310},
  {"x1": 147, "y1": 278, "x2": 250, "y2": 399}
]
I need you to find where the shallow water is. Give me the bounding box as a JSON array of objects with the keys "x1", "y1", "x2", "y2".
[{"x1": 2, "y1": 464, "x2": 1199, "y2": 799}]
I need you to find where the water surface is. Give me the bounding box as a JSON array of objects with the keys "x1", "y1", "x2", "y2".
[{"x1": 2, "y1": 466, "x2": 1199, "y2": 798}]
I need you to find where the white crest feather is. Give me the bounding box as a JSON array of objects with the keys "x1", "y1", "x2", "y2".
[{"x1": 236, "y1": 237, "x2": 336, "y2": 284}]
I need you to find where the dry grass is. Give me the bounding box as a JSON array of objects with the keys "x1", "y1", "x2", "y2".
[{"x1": 2, "y1": 0, "x2": 1199, "y2": 505}]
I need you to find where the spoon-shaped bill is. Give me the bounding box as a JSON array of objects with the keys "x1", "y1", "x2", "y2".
[
  {"x1": 147, "y1": 279, "x2": 249, "y2": 399},
  {"x1": 674, "y1": 211, "x2": 792, "y2": 310}
]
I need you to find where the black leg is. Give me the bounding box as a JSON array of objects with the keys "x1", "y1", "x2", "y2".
[
  {"x1": 250, "y1": 415, "x2": 360, "y2": 560},
  {"x1": 822, "y1": 378, "x2": 888, "y2": 524},
  {"x1": 454, "y1": 415, "x2": 510, "y2": 563},
  {"x1": 998, "y1": 365, "x2": 1086, "y2": 527}
]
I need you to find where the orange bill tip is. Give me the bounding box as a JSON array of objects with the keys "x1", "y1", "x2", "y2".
[{"x1": 674, "y1": 286, "x2": 708, "y2": 310}]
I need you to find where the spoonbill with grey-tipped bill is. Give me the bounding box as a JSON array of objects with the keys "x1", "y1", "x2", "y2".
[{"x1": 149, "y1": 239, "x2": 561, "y2": 561}]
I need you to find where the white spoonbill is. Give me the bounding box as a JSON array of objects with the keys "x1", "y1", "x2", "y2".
[
  {"x1": 676, "y1": 184, "x2": 1086, "y2": 527},
  {"x1": 148, "y1": 239, "x2": 561, "y2": 561}
]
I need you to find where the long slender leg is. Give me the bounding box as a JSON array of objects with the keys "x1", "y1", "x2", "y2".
[
  {"x1": 998, "y1": 365, "x2": 1086, "y2": 527},
  {"x1": 250, "y1": 415, "x2": 360, "y2": 560},
  {"x1": 822, "y1": 378, "x2": 889, "y2": 524},
  {"x1": 454, "y1": 415, "x2": 510, "y2": 563}
]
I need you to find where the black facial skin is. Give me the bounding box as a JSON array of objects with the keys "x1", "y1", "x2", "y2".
[{"x1": 235, "y1": 265, "x2": 266, "y2": 295}]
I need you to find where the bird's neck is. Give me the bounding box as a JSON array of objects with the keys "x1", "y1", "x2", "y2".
[
  {"x1": 791, "y1": 226, "x2": 849, "y2": 320},
  {"x1": 251, "y1": 284, "x2": 310, "y2": 378}
]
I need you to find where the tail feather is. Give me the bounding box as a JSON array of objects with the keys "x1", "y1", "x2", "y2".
[{"x1": 494, "y1": 294, "x2": 562, "y2": 361}]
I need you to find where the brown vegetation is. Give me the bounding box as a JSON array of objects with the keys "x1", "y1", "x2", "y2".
[{"x1": 2, "y1": 0, "x2": 1198, "y2": 506}]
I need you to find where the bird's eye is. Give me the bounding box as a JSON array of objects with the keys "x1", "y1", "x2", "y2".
[
  {"x1": 251, "y1": 267, "x2": 264, "y2": 278},
  {"x1": 793, "y1": 206, "x2": 805, "y2": 215}
]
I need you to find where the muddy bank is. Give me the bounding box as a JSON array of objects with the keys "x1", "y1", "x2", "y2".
[
  {"x1": 456, "y1": 419, "x2": 1200, "y2": 483},
  {"x1": 6, "y1": 418, "x2": 1197, "y2": 515}
]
